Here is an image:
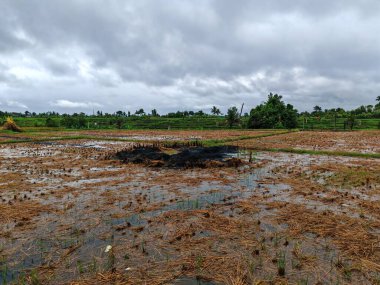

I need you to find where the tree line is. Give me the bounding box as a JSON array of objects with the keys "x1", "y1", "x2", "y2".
[{"x1": 1, "y1": 94, "x2": 380, "y2": 129}]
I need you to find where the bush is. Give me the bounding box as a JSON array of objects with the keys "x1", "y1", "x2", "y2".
[
  {"x1": 45, "y1": 117, "x2": 58, "y2": 127},
  {"x1": 61, "y1": 116, "x2": 87, "y2": 128}
]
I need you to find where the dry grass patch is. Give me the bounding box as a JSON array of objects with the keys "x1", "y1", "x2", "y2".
[
  {"x1": 0, "y1": 201, "x2": 52, "y2": 224},
  {"x1": 237, "y1": 131, "x2": 380, "y2": 154},
  {"x1": 277, "y1": 204, "x2": 380, "y2": 271}
]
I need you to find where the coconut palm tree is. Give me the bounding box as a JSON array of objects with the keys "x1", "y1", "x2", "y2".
[{"x1": 211, "y1": 106, "x2": 221, "y2": 115}]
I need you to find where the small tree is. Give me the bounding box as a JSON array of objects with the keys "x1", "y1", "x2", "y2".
[
  {"x1": 77, "y1": 116, "x2": 87, "y2": 128},
  {"x1": 151, "y1": 109, "x2": 158, "y2": 117},
  {"x1": 211, "y1": 106, "x2": 221, "y2": 116},
  {"x1": 312, "y1": 105, "x2": 322, "y2": 117},
  {"x1": 115, "y1": 118, "x2": 124, "y2": 129},
  {"x1": 135, "y1": 109, "x2": 145, "y2": 116},
  {"x1": 226, "y1": 107, "x2": 239, "y2": 128},
  {"x1": 46, "y1": 117, "x2": 58, "y2": 127},
  {"x1": 195, "y1": 110, "x2": 205, "y2": 116},
  {"x1": 61, "y1": 116, "x2": 75, "y2": 128},
  {"x1": 346, "y1": 113, "x2": 356, "y2": 130}
]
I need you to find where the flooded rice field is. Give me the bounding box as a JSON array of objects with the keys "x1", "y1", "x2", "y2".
[{"x1": 0, "y1": 131, "x2": 379, "y2": 284}]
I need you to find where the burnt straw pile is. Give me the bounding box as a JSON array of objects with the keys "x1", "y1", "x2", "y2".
[{"x1": 115, "y1": 145, "x2": 243, "y2": 168}]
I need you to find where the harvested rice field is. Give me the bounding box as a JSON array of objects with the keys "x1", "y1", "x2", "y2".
[
  {"x1": 235, "y1": 131, "x2": 380, "y2": 154},
  {"x1": 0, "y1": 130, "x2": 282, "y2": 144},
  {"x1": 0, "y1": 130, "x2": 379, "y2": 285}
]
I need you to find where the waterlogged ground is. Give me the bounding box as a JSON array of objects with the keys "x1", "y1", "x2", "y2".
[
  {"x1": 0, "y1": 129, "x2": 280, "y2": 144},
  {"x1": 236, "y1": 130, "x2": 380, "y2": 154},
  {"x1": 0, "y1": 131, "x2": 379, "y2": 285}
]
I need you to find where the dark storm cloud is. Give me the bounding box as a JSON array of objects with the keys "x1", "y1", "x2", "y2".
[{"x1": 0, "y1": 0, "x2": 380, "y2": 113}]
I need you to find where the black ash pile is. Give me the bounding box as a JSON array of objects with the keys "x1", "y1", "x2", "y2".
[{"x1": 115, "y1": 145, "x2": 243, "y2": 168}]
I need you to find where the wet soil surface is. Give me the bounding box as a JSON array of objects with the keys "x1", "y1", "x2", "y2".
[
  {"x1": 0, "y1": 137, "x2": 379, "y2": 285},
  {"x1": 237, "y1": 130, "x2": 380, "y2": 154}
]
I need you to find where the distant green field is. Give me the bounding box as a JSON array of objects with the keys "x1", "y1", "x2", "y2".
[
  {"x1": 11, "y1": 116, "x2": 247, "y2": 130},
  {"x1": 6, "y1": 116, "x2": 380, "y2": 130},
  {"x1": 298, "y1": 117, "x2": 380, "y2": 130}
]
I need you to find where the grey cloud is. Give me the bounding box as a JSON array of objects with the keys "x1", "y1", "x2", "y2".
[
  {"x1": 51, "y1": 99, "x2": 101, "y2": 109},
  {"x1": 1, "y1": 0, "x2": 380, "y2": 113},
  {"x1": 44, "y1": 58, "x2": 77, "y2": 77}
]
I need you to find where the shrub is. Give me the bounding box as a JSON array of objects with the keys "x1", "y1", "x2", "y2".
[{"x1": 45, "y1": 117, "x2": 58, "y2": 127}]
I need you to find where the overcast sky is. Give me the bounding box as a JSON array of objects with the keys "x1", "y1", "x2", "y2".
[{"x1": 1, "y1": 0, "x2": 380, "y2": 114}]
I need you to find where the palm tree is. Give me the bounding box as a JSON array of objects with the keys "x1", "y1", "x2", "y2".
[
  {"x1": 376, "y1": 96, "x2": 380, "y2": 102},
  {"x1": 211, "y1": 106, "x2": 221, "y2": 115}
]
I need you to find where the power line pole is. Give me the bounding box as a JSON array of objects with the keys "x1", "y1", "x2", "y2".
[{"x1": 239, "y1": 103, "x2": 244, "y2": 117}]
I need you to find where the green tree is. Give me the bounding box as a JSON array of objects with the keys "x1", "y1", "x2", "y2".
[
  {"x1": 248, "y1": 93, "x2": 298, "y2": 129},
  {"x1": 77, "y1": 116, "x2": 87, "y2": 128},
  {"x1": 226, "y1": 106, "x2": 240, "y2": 128},
  {"x1": 345, "y1": 113, "x2": 356, "y2": 130},
  {"x1": 195, "y1": 110, "x2": 205, "y2": 116},
  {"x1": 151, "y1": 109, "x2": 158, "y2": 116},
  {"x1": 135, "y1": 109, "x2": 145, "y2": 116},
  {"x1": 211, "y1": 106, "x2": 221, "y2": 115},
  {"x1": 45, "y1": 117, "x2": 58, "y2": 127},
  {"x1": 312, "y1": 105, "x2": 322, "y2": 116},
  {"x1": 115, "y1": 118, "x2": 124, "y2": 129},
  {"x1": 61, "y1": 116, "x2": 75, "y2": 128}
]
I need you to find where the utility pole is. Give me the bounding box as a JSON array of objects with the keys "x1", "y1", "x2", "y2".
[{"x1": 239, "y1": 103, "x2": 244, "y2": 117}]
